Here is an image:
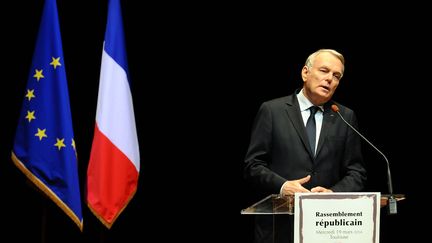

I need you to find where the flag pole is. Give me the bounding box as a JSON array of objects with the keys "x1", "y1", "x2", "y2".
[
  {"x1": 99, "y1": 228, "x2": 106, "y2": 243},
  {"x1": 41, "y1": 205, "x2": 47, "y2": 243}
]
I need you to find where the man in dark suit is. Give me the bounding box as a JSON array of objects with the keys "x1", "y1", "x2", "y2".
[{"x1": 244, "y1": 49, "x2": 367, "y2": 243}]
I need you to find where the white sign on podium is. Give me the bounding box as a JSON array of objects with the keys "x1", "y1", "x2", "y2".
[{"x1": 294, "y1": 192, "x2": 380, "y2": 243}]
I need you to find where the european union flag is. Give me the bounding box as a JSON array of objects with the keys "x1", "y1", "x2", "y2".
[{"x1": 11, "y1": 0, "x2": 83, "y2": 230}]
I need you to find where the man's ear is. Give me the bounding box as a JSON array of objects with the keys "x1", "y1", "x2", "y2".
[{"x1": 301, "y1": 66, "x2": 309, "y2": 82}]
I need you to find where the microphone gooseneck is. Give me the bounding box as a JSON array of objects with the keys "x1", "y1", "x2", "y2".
[{"x1": 331, "y1": 104, "x2": 397, "y2": 214}]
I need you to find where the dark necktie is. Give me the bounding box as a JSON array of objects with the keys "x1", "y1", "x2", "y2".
[{"x1": 306, "y1": 106, "x2": 319, "y2": 154}]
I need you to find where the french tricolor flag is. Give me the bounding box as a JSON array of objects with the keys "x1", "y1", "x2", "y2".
[{"x1": 87, "y1": 0, "x2": 140, "y2": 229}]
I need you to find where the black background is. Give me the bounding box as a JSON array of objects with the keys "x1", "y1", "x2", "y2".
[{"x1": 2, "y1": 1, "x2": 428, "y2": 242}]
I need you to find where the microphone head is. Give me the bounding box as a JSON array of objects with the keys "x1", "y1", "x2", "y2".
[{"x1": 331, "y1": 104, "x2": 340, "y2": 112}]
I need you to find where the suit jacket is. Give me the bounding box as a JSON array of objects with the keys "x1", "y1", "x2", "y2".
[{"x1": 244, "y1": 91, "x2": 367, "y2": 243}]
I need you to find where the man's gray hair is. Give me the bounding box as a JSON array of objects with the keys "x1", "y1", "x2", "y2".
[{"x1": 305, "y1": 49, "x2": 345, "y2": 75}]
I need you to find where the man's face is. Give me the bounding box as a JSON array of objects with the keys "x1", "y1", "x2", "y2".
[{"x1": 301, "y1": 52, "x2": 343, "y2": 105}]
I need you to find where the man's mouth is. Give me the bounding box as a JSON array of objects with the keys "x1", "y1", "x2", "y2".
[{"x1": 319, "y1": 86, "x2": 330, "y2": 92}]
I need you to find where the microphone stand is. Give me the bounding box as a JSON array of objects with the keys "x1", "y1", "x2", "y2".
[{"x1": 331, "y1": 105, "x2": 397, "y2": 215}]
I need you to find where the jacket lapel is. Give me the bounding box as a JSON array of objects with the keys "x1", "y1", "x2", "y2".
[
  {"x1": 315, "y1": 103, "x2": 336, "y2": 158},
  {"x1": 284, "y1": 94, "x2": 315, "y2": 157}
]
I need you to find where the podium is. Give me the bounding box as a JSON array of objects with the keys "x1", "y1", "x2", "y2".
[
  {"x1": 241, "y1": 193, "x2": 405, "y2": 243},
  {"x1": 241, "y1": 193, "x2": 405, "y2": 215}
]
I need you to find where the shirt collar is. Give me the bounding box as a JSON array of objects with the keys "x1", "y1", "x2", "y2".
[{"x1": 297, "y1": 88, "x2": 323, "y2": 112}]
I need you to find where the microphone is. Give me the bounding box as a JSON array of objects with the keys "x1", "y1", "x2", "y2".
[{"x1": 331, "y1": 104, "x2": 397, "y2": 215}]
